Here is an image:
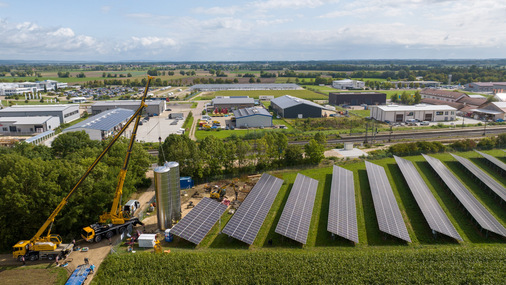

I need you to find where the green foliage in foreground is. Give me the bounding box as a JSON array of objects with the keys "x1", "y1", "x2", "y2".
[{"x1": 94, "y1": 247, "x2": 506, "y2": 284}]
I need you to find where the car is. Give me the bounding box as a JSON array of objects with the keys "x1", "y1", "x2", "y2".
[
  {"x1": 420, "y1": 121, "x2": 430, "y2": 125},
  {"x1": 166, "y1": 108, "x2": 172, "y2": 111}
]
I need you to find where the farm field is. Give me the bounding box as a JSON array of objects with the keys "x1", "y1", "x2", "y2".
[
  {"x1": 201, "y1": 90, "x2": 328, "y2": 100},
  {"x1": 94, "y1": 149, "x2": 506, "y2": 283},
  {"x1": 93, "y1": 246, "x2": 506, "y2": 284}
]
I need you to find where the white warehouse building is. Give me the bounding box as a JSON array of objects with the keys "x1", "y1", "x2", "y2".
[
  {"x1": 63, "y1": 108, "x2": 134, "y2": 140},
  {"x1": 0, "y1": 104, "x2": 80, "y2": 124},
  {"x1": 0, "y1": 116, "x2": 60, "y2": 135},
  {"x1": 332, "y1": 79, "x2": 365, "y2": 90},
  {"x1": 370, "y1": 104, "x2": 457, "y2": 123}
]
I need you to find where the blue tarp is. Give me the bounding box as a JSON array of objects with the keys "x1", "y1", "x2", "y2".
[{"x1": 65, "y1": 264, "x2": 91, "y2": 285}]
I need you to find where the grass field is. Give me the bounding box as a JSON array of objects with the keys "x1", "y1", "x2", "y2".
[
  {"x1": 202, "y1": 90, "x2": 328, "y2": 100},
  {"x1": 94, "y1": 149, "x2": 506, "y2": 283}
]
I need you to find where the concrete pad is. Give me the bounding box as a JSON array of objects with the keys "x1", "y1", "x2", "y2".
[{"x1": 334, "y1": 148, "x2": 369, "y2": 158}]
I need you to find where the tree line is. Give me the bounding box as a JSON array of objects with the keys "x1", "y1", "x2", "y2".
[
  {"x1": 0, "y1": 131, "x2": 151, "y2": 250},
  {"x1": 159, "y1": 132, "x2": 326, "y2": 182}
]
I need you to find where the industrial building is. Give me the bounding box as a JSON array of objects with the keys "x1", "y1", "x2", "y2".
[
  {"x1": 211, "y1": 97, "x2": 255, "y2": 110},
  {"x1": 271, "y1": 95, "x2": 324, "y2": 118},
  {"x1": 0, "y1": 104, "x2": 80, "y2": 124},
  {"x1": 420, "y1": 89, "x2": 466, "y2": 102},
  {"x1": 0, "y1": 80, "x2": 68, "y2": 96},
  {"x1": 233, "y1": 107, "x2": 273, "y2": 128},
  {"x1": 370, "y1": 104, "x2": 457, "y2": 122},
  {"x1": 0, "y1": 116, "x2": 60, "y2": 135},
  {"x1": 331, "y1": 79, "x2": 365, "y2": 90},
  {"x1": 91, "y1": 100, "x2": 165, "y2": 116},
  {"x1": 471, "y1": 102, "x2": 506, "y2": 121},
  {"x1": 328, "y1": 92, "x2": 386, "y2": 106},
  {"x1": 190, "y1": 83, "x2": 302, "y2": 91},
  {"x1": 464, "y1": 82, "x2": 506, "y2": 93},
  {"x1": 63, "y1": 108, "x2": 134, "y2": 140}
]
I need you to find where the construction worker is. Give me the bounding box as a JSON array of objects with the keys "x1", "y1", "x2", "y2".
[{"x1": 90, "y1": 264, "x2": 96, "y2": 274}]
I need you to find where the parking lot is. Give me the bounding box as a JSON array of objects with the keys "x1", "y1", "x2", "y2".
[{"x1": 136, "y1": 104, "x2": 191, "y2": 142}]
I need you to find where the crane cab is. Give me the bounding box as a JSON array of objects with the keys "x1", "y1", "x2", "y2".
[{"x1": 12, "y1": 241, "x2": 30, "y2": 260}]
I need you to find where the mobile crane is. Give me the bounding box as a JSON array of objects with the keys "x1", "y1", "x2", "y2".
[
  {"x1": 12, "y1": 77, "x2": 153, "y2": 261},
  {"x1": 81, "y1": 77, "x2": 153, "y2": 243}
]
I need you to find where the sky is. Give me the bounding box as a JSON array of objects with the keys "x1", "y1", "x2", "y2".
[{"x1": 1, "y1": 0, "x2": 505, "y2": 61}]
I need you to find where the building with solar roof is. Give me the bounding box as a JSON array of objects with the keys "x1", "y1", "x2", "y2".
[
  {"x1": 270, "y1": 95, "x2": 324, "y2": 118},
  {"x1": 232, "y1": 107, "x2": 272, "y2": 128},
  {"x1": 0, "y1": 104, "x2": 80, "y2": 124},
  {"x1": 190, "y1": 83, "x2": 302, "y2": 91},
  {"x1": 91, "y1": 100, "x2": 165, "y2": 116},
  {"x1": 63, "y1": 108, "x2": 134, "y2": 140}
]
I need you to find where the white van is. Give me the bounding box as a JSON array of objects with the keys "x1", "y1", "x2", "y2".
[{"x1": 123, "y1": 200, "x2": 140, "y2": 216}]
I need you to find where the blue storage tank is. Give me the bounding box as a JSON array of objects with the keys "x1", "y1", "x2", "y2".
[{"x1": 180, "y1": 177, "x2": 194, "y2": 189}]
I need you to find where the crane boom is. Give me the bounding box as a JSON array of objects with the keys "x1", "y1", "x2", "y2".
[
  {"x1": 100, "y1": 78, "x2": 149, "y2": 223},
  {"x1": 29, "y1": 76, "x2": 153, "y2": 243}
]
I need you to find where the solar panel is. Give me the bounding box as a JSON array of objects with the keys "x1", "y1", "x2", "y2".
[
  {"x1": 423, "y1": 154, "x2": 506, "y2": 238},
  {"x1": 394, "y1": 156, "x2": 462, "y2": 241},
  {"x1": 275, "y1": 173, "x2": 318, "y2": 244},
  {"x1": 222, "y1": 173, "x2": 284, "y2": 245},
  {"x1": 170, "y1": 197, "x2": 228, "y2": 244},
  {"x1": 475, "y1": 150, "x2": 506, "y2": 172},
  {"x1": 365, "y1": 161, "x2": 411, "y2": 242},
  {"x1": 327, "y1": 165, "x2": 359, "y2": 243},
  {"x1": 451, "y1": 153, "x2": 506, "y2": 203}
]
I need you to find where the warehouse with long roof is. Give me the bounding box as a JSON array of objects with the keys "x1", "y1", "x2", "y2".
[
  {"x1": 270, "y1": 95, "x2": 324, "y2": 118},
  {"x1": 233, "y1": 107, "x2": 272, "y2": 128},
  {"x1": 64, "y1": 108, "x2": 134, "y2": 140}
]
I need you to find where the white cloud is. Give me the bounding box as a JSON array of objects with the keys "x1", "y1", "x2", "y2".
[
  {"x1": 0, "y1": 2, "x2": 8, "y2": 8},
  {"x1": 252, "y1": 0, "x2": 338, "y2": 10},
  {"x1": 101, "y1": 6, "x2": 111, "y2": 13},
  {"x1": 193, "y1": 6, "x2": 242, "y2": 15}
]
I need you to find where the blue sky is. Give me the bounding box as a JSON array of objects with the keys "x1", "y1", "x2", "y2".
[{"x1": 1, "y1": 0, "x2": 505, "y2": 61}]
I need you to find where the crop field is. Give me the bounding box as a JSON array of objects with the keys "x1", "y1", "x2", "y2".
[
  {"x1": 201, "y1": 90, "x2": 328, "y2": 100},
  {"x1": 93, "y1": 246, "x2": 506, "y2": 284},
  {"x1": 95, "y1": 150, "x2": 506, "y2": 283}
]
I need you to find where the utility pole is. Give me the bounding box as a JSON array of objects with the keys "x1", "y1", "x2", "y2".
[
  {"x1": 349, "y1": 119, "x2": 352, "y2": 136},
  {"x1": 483, "y1": 119, "x2": 487, "y2": 136},
  {"x1": 389, "y1": 125, "x2": 393, "y2": 142},
  {"x1": 462, "y1": 116, "x2": 465, "y2": 128},
  {"x1": 364, "y1": 121, "x2": 369, "y2": 144}
]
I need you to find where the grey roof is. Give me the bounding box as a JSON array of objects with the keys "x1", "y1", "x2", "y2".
[
  {"x1": 190, "y1": 83, "x2": 302, "y2": 91},
  {"x1": 271, "y1": 95, "x2": 324, "y2": 110},
  {"x1": 212, "y1": 97, "x2": 255, "y2": 105},
  {"x1": 65, "y1": 108, "x2": 134, "y2": 132},
  {"x1": 232, "y1": 107, "x2": 271, "y2": 119},
  {"x1": 92, "y1": 100, "x2": 162, "y2": 107},
  {"x1": 0, "y1": 104, "x2": 77, "y2": 112},
  {"x1": 0, "y1": 116, "x2": 56, "y2": 124}
]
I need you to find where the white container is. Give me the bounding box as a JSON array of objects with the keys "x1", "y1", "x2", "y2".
[{"x1": 138, "y1": 234, "x2": 157, "y2": 248}]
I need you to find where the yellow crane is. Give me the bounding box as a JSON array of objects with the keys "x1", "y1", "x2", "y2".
[
  {"x1": 12, "y1": 76, "x2": 154, "y2": 261},
  {"x1": 81, "y1": 76, "x2": 153, "y2": 242}
]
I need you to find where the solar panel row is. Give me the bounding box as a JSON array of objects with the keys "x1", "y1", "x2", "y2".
[
  {"x1": 475, "y1": 150, "x2": 506, "y2": 172},
  {"x1": 275, "y1": 173, "x2": 318, "y2": 244},
  {"x1": 423, "y1": 154, "x2": 506, "y2": 238},
  {"x1": 327, "y1": 165, "x2": 359, "y2": 243},
  {"x1": 365, "y1": 161, "x2": 411, "y2": 242},
  {"x1": 394, "y1": 156, "x2": 462, "y2": 241},
  {"x1": 170, "y1": 197, "x2": 228, "y2": 244},
  {"x1": 222, "y1": 173, "x2": 284, "y2": 245},
  {"x1": 451, "y1": 153, "x2": 506, "y2": 203}
]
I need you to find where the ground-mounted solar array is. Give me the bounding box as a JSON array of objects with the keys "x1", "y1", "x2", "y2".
[
  {"x1": 475, "y1": 150, "x2": 506, "y2": 173},
  {"x1": 222, "y1": 173, "x2": 284, "y2": 245},
  {"x1": 423, "y1": 154, "x2": 506, "y2": 238},
  {"x1": 394, "y1": 156, "x2": 462, "y2": 241},
  {"x1": 275, "y1": 173, "x2": 318, "y2": 244},
  {"x1": 365, "y1": 161, "x2": 411, "y2": 242},
  {"x1": 170, "y1": 197, "x2": 228, "y2": 244},
  {"x1": 451, "y1": 153, "x2": 506, "y2": 203},
  {"x1": 327, "y1": 165, "x2": 359, "y2": 243}
]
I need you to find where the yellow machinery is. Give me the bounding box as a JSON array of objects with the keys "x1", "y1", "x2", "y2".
[
  {"x1": 12, "y1": 77, "x2": 154, "y2": 261},
  {"x1": 210, "y1": 180, "x2": 238, "y2": 201},
  {"x1": 82, "y1": 76, "x2": 153, "y2": 242}
]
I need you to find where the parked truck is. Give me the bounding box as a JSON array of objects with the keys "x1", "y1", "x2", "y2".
[{"x1": 13, "y1": 237, "x2": 73, "y2": 261}]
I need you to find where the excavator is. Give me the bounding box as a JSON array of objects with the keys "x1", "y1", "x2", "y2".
[
  {"x1": 12, "y1": 77, "x2": 154, "y2": 261},
  {"x1": 210, "y1": 179, "x2": 238, "y2": 201},
  {"x1": 81, "y1": 77, "x2": 154, "y2": 242}
]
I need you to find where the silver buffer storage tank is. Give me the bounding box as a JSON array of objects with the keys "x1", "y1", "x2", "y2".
[{"x1": 154, "y1": 161, "x2": 181, "y2": 230}]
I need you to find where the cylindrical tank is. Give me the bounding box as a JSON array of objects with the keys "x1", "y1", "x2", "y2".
[
  {"x1": 167, "y1": 161, "x2": 181, "y2": 221},
  {"x1": 153, "y1": 161, "x2": 181, "y2": 231}
]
